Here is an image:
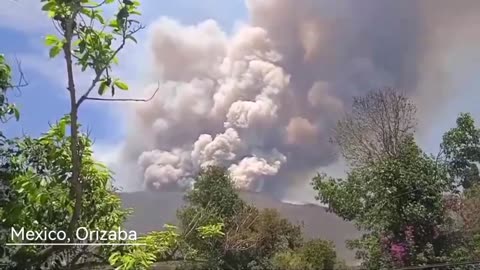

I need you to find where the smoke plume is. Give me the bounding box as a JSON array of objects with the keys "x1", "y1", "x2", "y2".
[{"x1": 108, "y1": 0, "x2": 480, "y2": 197}]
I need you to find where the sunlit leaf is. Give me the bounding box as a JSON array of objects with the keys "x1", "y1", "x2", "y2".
[
  {"x1": 114, "y1": 80, "x2": 128, "y2": 90},
  {"x1": 44, "y1": 34, "x2": 59, "y2": 46},
  {"x1": 49, "y1": 46, "x2": 62, "y2": 58},
  {"x1": 41, "y1": 2, "x2": 54, "y2": 11}
]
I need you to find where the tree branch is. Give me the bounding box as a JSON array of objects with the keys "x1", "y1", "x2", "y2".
[
  {"x1": 76, "y1": 24, "x2": 144, "y2": 106},
  {"x1": 6, "y1": 57, "x2": 29, "y2": 91},
  {"x1": 83, "y1": 82, "x2": 160, "y2": 102}
]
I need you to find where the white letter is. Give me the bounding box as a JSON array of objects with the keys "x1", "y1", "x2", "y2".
[
  {"x1": 128, "y1": 231, "x2": 137, "y2": 241},
  {"x1": 76, "y1": 227, "x2": 88, "y2": 241},
  {"x1": 47, "y1": 231, "x2": 57, "y2": 241},
  {"x1": 25, "y1": 231, "x2": 35, "y2": 240},
  {"x1": 11, "y1": 227, "x2": 24, "y2": 241},
  {"x1": 118, "y1": 229, "x2": 127, "y2": 241},
  {"x1": 56, "y1": 231, "x2": 66, "y2": 241}
]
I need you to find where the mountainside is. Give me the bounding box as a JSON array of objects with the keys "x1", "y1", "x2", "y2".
[{"x1": 120, "y1": 191, "x2": 361, "y2": 264}]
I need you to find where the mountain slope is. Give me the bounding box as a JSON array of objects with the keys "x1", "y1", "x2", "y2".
[{"x1": 120, "y1": 191, "x2": 361, "y2": 264}]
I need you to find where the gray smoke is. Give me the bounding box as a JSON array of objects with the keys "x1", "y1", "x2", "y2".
[{"x1": 107, "y1": 0, "x2": 480, "y2": 197}]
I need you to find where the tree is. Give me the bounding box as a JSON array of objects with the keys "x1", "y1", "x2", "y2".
[
  {"x1": 39, "y1": 0, "x2": 156, "y2": 248},
  {"x1": 177, "y1": 166, "x2": 306, "y2": 270},
  {"x1": 0, "y1": 117, "x2": 129, "y2": 269},
  {"x1": 270, "y1": 239, "x2": 343, "y2": 270},
  {"x1": 0, "y1": 53, "x2": 29, "y2": 268},
  {"x1": 313, "y1": 90, "x2": 456, "y2": 269},
  {"x1": 183, "y1": 166, "x2": 245, "y2": 220},
  {"x1": 0, "y1": 54, "x2": 21, "y2": 125},
  {"x1": 299, "y1": 239, "x2": 337, "y2": 269},
  {"x1": 108, "y1": 223, "x2": 225, "y2": 270},
  {"x1": 333, "y1": 88, "x2": 417, "y2": 167},
  {"x1": 313, "y1": 136, "x2": 451, "y2": 268},
  {"x1": 441, "y1": 113, "x2": 480, "y2": 190}
]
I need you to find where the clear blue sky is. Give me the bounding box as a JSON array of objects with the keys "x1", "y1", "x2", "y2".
[{"x1": 0, "y1": 0, "x2": 246, "y2": 145}]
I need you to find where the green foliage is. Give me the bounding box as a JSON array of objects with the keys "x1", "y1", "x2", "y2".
[
  {"x1": 108, "y1": 223, "x2": 225, "y2": 270},
  {"x1": 0, "y1": 54, "x2": 20, "y2": 124},
  {"x1": 300, "y1": 239, "x2": 337, "y2": 269},
  {"x1": 0, "y1": 116, "x2": 129, "y2": 269},
  {"x1": 313, "y1": 137, "x2": 452, "y2": 268},
  {"x1": 441, "y1": 113, "x2": 480, "y2": 189},
  {"x1": 40, "y1": 0, "x2": 142, "y2": 97},
  {"x1": 177, "y1": 166, "x2": 307, "y2": 270},
  {"x1": 271, "y1": 239, "x2": 342, "y2": 270},
  {"x1": 271, "y1": 251, "x2": 310, "y2": 270},
  {"x1": 184, "y1": 166, "x2": 245, "y2": 220}
]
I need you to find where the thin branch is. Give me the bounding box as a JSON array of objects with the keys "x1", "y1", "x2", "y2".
[
  {"x1": 7, "y1": 57, "x2": 29, "y2": 91},
  {"x1": 83, "y1": 0, "x2": 107, "y2": 9},
  {"x1": 76, "y1": 23, "x2": 145, "y2": 106},
  {"x1": 51, "y1": 20, "x2": 64, "y2": 36},
  {"x1": 83, "y1": 82, "x2": 160, "y2": 102}
]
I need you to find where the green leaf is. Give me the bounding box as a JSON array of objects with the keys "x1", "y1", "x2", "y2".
[
  {"x1": 47, "y1": 10, "x2": 55, "y2": 18},
  {"x1": 108, "y1": 20, "x2": 119, "y2": 28},
  {"x1": 114, "y1": 80, "x2": 128, "y2": 90},
  {"x1": 95, "y1": 13, "x2": 105, "y2": 24},
  {"x1": 126, "y1": 35, "x2": 137, "y2": 43},
  {"x1": 44, "y1": 34, "x2": 59, "y2": 46},
  {"x1": 41, "y1": 2, "x2": 55, "y2": 11},
  {"x1": 49, "y1": 46, "x2": 62, "y2": 58},
  {"x1": 98, "y1": 81, "x2": 108, "y2": 95},
  {"x1": 13, "y1": 108, "x2": 20, "y2": 121},
  {"x1": 130, "y1": 10, "x2": 141, "y2": 16}
]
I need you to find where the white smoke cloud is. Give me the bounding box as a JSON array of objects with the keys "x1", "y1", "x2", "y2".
[
  {"x1": 229, "y1": 152, "x2": 286, "y2": 190},
  {"x1": 105, "y1": 0, "x2": 480, "y2": 196}
]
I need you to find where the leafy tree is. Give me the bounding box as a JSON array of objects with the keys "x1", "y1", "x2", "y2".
[
  {"x1": 0, "y1": 54, "x2": 21, "y2": 125},
  {"x1": 178, "y1": 166, "x2": 306, "y2": 270},
  {"x1": 271, "y1": 239, "x2": 343, "y2": 270},
  {"x1": 443, "y1": 183, "x2": 480, "y2": 264},
  {"x1": 0, "y1": 53, "x2": 28, "y2": 269},
  {"x1": 108, "y1": 223, "x2": 225, "y2": 270},
  {"x1": 184, "y1": 166, "x2": 245, "y2": 220},
  {"x1": 314, "y1": 136, "x2": 452, "y2": 269},
  {"x1": 313, "y1": 89, "x2": 455, "y2": 269},
  {"x1": 38, "y1": 0, "x2": 151, "y2": 252},
  {"x1": 300, "y1": 239, "x2": 337, "y2": 269},
  {"x1": 0, "y1": 117, "x2": 129, "y2": 269},
  {"x1": 441, "y1": 113, "x2": 480, "y2": 190}
]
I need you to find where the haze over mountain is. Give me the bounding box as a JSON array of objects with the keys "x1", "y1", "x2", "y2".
[{"x1": 120, "y1": 191, "x2": 362, "y2": 264}]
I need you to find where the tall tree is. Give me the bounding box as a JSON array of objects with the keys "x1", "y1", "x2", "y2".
[
  {"x1": 38, "y1": 0, "x2": 156, "y2": 257},
  {"x1": 313, "y1": 137, "x2": 451, "y2": 269},
  {"x1": 178, "y1": 166, "x2": 305, "y2": 270},
  {"x1": 441, "y1": 113, "x2": 480, "y2": 190},
  {"x1": 313, "y1": 90, "x2": 454, "y2": 269},
  {"x1": 1, "y1": 117, "x2": 129, "y2": 269},
  {"x1": 333, "y1": 88, "x2": 417, "y2": 167}
]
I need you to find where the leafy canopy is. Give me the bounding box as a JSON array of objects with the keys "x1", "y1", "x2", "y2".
[
  {"x1": 441, "y1": 113, "x2": 480, "y2": 189},
  {"x1": 41, "y1": 0, "x2": 142, "y2": 97},
  {"x1": 0, "y1": 117, "x2": 129, "y2": 269}
]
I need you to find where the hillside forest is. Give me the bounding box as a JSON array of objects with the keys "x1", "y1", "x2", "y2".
[{"x1": 1, "y1": 1, "x2": 479, "y2": 270}]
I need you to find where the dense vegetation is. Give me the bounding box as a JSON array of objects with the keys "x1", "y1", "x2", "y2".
[
  {"x1": 1, "y1": 1, "x2": 479, "y2": 269},
  {"x1": 313, "y1": 90, "x2": 480, "y2": 269}
]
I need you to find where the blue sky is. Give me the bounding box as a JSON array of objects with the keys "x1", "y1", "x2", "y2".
[{"x1": 0, "y1": 0, "x2": 246, "y2": 144}]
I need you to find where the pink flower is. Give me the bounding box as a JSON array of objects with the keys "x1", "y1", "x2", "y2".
[{"x1": 390, "y1": 243, "x2": 408, "y2": 264}]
